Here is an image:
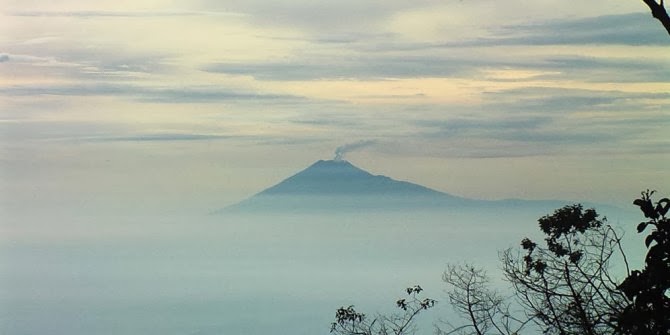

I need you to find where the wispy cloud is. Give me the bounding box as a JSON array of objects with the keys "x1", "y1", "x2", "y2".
[
  {"x1": 196, "y1": 0, "x2": 442, "y2": 31},
  {"x1": 203, "y1": 17, "x2": 669, "y2": 83},
  {"x1": 536, "y1": 56, "x2": 670, "y2": 83},
  {"x1": 202, "y1": 58, "x2": 461, "y2": 81},
  {"x1": 417, "y1": 116, "x2": 552, "y2": 137},
  {"x1": 0, "y1": 84, "x2": 305, "y2": 104},
  {"x1": 482, "y1": 87, "x2": 670, "y2": 113},
  {"x1": 462, "y1": 13, "x2": 669, "y2": 46},
  {"x1": 7, "y1": 10, "x2": 244, "y2": 18},
  {"x1": 90, "y1": 133, "x2": 234, "y2": 142},
  {"x1": 2, "y1": 51, "x2": 176, "y2": 83}
]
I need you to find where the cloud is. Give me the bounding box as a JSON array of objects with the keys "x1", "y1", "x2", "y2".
[
  {"x1": 402, "y1": 123, "x2": 626, "y2": 158},
  {"x1": 0, "y1": 120, "x2": 127, "y2": 142},
  {"x1": 203, "y1": 35, "x2": 668, "y2": 83},
  {"x1": 482, "y1": 87, "x2": 670, "y2": 113},
  {"x1": 0, "y1": 84, "x2": 305, "y2": 104},
  {"x1": 8, "y1": 10, "x2": 244, "y2": 18},
  {"x1": 413, "y1": 116, "x2": 614, "y2": 150},
  {"x1": 537, "y1": 56, "x2": 670, "y2": 83},
  {"x1": 203, "y1": 55, "x2": 472, "y2": 81},
  {"x1": 0, "y1": 54, "x2": 9, "y2": 62},
  {"x1": 90, "y1": 133, "x2": 234, "y2": 142},
  {"x1": 194, "y1": 0, "x2": 442, "y2": 31},
  {"x1": 418, "y1": 116, "x2": 552, "y2": 137},
  {"x1": 371, "y1": 137, "x2": 557, "y2": 159},
  {"x1": 2, "y1": 50, "x2": 176, "y2": 84},
  {"x1": 136, "y1": 88, "x2": 305, "y2": 104},
  {"x1": 402, "y1": 84, "x2": 670, "y2": 158},
  {"x1": 466, "y1": 13, "x2": 669, "y2": 46}
]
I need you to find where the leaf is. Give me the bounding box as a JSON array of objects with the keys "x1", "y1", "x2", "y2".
[
  {"x1": 645, "y1": 233, "x2": 656, "y2": 248},
  {"x1": 397, "y1": 299, "x2": 407, "y2": 310},
  {"x1": 521, "y1": 238, "x2": 536, "y2": 251},
  {"x1": 656, "y1": 198, "x2": 670, "y2": 217},
  {"x1": 637, "y1": 222, "x2": 649, "y2": 233},
  {"x1": 646, "y1": 245, "x2": 663, "y2": 265},
  {"x1": 635, "y1": 198, "x2": 658, "y2": 219},
  {"x1": 569, "y1": 251, "x2": 583, "y2": 263}
]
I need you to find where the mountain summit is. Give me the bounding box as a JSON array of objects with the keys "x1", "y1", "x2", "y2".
[
  {"x1": 224, "y1": 160, "x2": 481, "y2": 213},
  {"x1": 220, "y1": 159, "x2": 617, "y2": 220},
  {"x1": 259, "y1": 160, "x2": 448, "y2": 197}
]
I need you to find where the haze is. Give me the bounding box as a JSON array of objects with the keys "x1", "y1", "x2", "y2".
[{"x1": 1, "y1": 1, "x2": 668, "y2": 334}]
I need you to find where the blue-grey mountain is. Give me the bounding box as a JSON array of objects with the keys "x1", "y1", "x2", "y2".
[{"x1": 224, "y1": 160, "x2": 570, "y2": 214}]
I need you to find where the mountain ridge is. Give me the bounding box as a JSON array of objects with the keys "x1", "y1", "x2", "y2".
[
  {"x1": 258, "y1": 159, "x2": 458, "y2": 198},
  {"x1": 222, "y1": 159, "x2": 578, "y2": 214}
]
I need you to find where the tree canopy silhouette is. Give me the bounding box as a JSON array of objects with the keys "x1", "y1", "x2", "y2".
[
  {"x1": 617, "y1": 190, "x2": 670, "y2": 334},
  {"x1": 501, "y1": 204, "x2": 629, "y2": 335},
  {"x1": 438, "y1": 264, "x2": 532, "y2": 335},
  {"x1": 331, "y1": 192, "x2": 670, "y2": 334},
  {"x1": 330, "y1": 285, "x2": 436, "y2": 335}
]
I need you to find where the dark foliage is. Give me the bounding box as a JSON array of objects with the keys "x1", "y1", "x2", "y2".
[
  {"x1": 330, "y1": 192, "x2": 670, "y2": 334},
  {"x1": 502, "y1": 204, "x2": 629, "y2": 335},
  {"x1": 331, "y1": 286, "x2": 435, "y2": 335},
  {"x1": 616, "y1": 190, "x2": 670, "y2": 334},
  {"x1": 437, "y1": 264, "x2": 531, "y2": 335}
]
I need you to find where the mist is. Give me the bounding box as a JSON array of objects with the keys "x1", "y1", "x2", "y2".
[{"x1": 0, "y1": 203, "x2": 640, "y2": 335}]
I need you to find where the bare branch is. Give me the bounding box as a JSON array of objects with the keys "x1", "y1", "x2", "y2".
[{"x1": 642, "y1": 0, "x2": 670, "y2": 36}]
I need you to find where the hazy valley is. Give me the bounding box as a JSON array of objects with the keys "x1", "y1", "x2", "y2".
[{"x1": 1, "y1": 160, "x2": 641, "y2": 335}]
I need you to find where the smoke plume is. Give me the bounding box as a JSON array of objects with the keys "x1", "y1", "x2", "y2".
[{"x1": 334, "y1": 140, "x2": 375, "y2": 161}]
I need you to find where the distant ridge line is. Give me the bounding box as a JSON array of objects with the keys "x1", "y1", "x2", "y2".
[{"x1": 220, "y1": 159, "x2": 584, "y2": 215}]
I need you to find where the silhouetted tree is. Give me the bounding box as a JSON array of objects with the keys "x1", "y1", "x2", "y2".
[
  {"x1": 330, "y1": 195, "x2": 670, "y2": 334},
  {"x1": 331, "y1": 285, "x2": 436, "y2": 335},
  {"x1": 641, "y1": 0, "x2": 670, "y2": 36},
  {"x1": 616, "y1": 190, "x2": 670, "y2": 334},
  {"x1": 437, "y1": 264, "x2": 531, "y2": 335},
  {"x1": 500, "y1": 204, "x2": 629, "y2": 335}
]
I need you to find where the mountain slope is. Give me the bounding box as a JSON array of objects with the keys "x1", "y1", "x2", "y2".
[
  {"x1": 223, "y1": 159, "x2": 572, "y2": 214},
  {"x1": 259, "y1": 160, "x2": 453, "y2": 197}
]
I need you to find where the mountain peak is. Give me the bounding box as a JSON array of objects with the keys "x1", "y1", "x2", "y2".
[
  {"x1": 314, "y1": 159, "x2": 349, "y2": 165},
  {"x1": 221, "y1": 160, "x2": 581, "y2": 215},
  {"x1": 296, "y1": 159, "x2": 371, "y2": 179},
  {"x1": 259, "y1": 159, "x2": 375, "y2": 196},
  {"x1": 308, "y1": 159, "x2": 362, "y2": 170},
  {"x1": 224, "y1": 159, "x2": 469, "y2": 213}
]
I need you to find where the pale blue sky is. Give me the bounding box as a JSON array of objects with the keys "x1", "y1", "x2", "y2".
[{"x1": 1, "y1": 0, "x2": 669, "y2": 216}]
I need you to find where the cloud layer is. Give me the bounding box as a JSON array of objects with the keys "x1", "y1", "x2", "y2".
[{"x1": 1, "y1": 1, "x2": 668, "y2": 206}]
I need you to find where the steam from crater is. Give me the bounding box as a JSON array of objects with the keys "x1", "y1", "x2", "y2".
[{"x1": 334, "y1": 140, "x2": 376, "y2": 161}]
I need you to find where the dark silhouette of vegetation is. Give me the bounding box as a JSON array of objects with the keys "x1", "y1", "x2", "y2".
[
  {"x1": 330, "y1": 4, "x2": 669, "y2": 332},
  {"x1": 437, "y1": 264, "x2": 531, "y2": 335},
  {"x1": 501, "y1": 204, "x2": 629, "y2": 335},
  {"x1": 331, "y1": 285, "x2": 436, "y2": 335},
  {"x1": 617, "y1": 190, "x2": 670, "y2": 334},
  {"x1": 641, "y1": 0, "x2": 670, "y2": 36},
  {"x1": 330, "y1": 194, "x2": 670, "y2": 334}
]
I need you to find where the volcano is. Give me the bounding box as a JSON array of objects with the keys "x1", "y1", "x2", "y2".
[{"x1": 223, "y1": 159, "x2": 568, "y2": 214}]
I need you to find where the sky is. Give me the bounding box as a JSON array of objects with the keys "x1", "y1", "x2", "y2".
[{"x1": 1, "y1": 0, "x2": 669, "y2": 215}]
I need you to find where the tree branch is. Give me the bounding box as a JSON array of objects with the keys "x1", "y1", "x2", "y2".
[{"x1": 642, "y1": 0, "x2": 670, "y2": 36}]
